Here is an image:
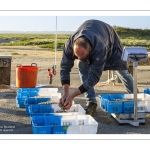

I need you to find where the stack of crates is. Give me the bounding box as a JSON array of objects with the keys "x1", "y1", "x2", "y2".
[
  {"x1": 143, "y1": 87, "x2": 150, "y2": 112},
  {"x1": 98, "y1": 93, "x2": 150, "y2": 114},
  {"x1": 16, "y1": 88, "x2": 98, "y2": 134},
  {"x1": 31, "y1": 115, "x2": 98, "y2": 134},
  {"x1": 16, "y1": 88, "x2": 59, "y2": 109}
]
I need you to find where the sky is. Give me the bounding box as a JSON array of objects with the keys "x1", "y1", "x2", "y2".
[{"x1": 0, "y1": 16, "x2": 150, "y2": 32}]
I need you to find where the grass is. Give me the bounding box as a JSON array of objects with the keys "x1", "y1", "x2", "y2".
[
  {"x1": 0, "y1": 27, "x2": 150, "y2": 51},
  {"x1": 11, "y1": 52, "x2": 19, "y2": 55}
]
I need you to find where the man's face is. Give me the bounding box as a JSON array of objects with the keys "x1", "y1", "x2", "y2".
[{"x1": 73, "y1": 45, "x2": 91, "y2": 60}]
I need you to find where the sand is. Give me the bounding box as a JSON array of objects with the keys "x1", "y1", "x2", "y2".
[{"x1": 0, "y1": 46, "x2": 150, "y2": 93}]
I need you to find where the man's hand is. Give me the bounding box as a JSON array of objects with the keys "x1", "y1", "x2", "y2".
[
  {"x1": 59, "y1": 84, "x2": 70, "y2": 110},
  {"x1": 59, "y1": 94, "x2": 73, "y2": 110},
  {"x1": 59, "y1": 87, "x2": 82, "y2": 111},
  {"x1": 59, "y1": 94, "x2": 67, "y2": 109},
  {"x1": 63, "y1": 95, "x2": 74, "y2": 110}
]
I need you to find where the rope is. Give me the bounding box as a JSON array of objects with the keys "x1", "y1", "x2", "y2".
[{"x1": 99, "y1": 70, "x2": 117, "y2": 85}]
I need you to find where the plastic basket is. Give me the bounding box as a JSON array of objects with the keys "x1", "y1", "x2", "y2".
[
  {"x1": 29, "y1": 104, "x2": 85, "y2": 123},
  {"x1": 16, "y1": 63, "x2": 38, "y2": 88},
  {"x1": 123, "y1": 101, "x2": 134, "y2": 113},
  {"x1": 29, "y1": 104, "x2": 85, "y2": 116},
  {"x1": 98, "y1": 94, "x2": 108, "y2": 110},
  {"x1": 106, "y1": 100, "x2": 123, "y2": 113},
  {"x1": 143, "y1": 88, "x2": 150, "y2": 95},
  {"x1": 31, "y1": 115, "x2": 98, "y2": 134},
  {"x1": 16, "y1": 88, "x2": 60, "y2": 108},
  {"x1": 98, "y1": 93, "x2": 150, "y2": 113},
  {"x1": 16, "y1": 91, "x2": 38, "y2": 108},
  {"x1": 24, "y1": 97, "x2": 51, "y2": 115},
  {"x1": 17, "y1": 88, "x2": 58, "y2": 94},
  {"x1": 98, "y1": 94, "x2": 124, "y2": 113}
]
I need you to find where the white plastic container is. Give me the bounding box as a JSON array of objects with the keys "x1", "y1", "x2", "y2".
[
  {"x1": 32, "y1": 114, "x2": 98, "y2": 134},
  {"x1": 29, "y1": 103, "x2": 84, "y2": 124},
  {"x1": 38, "y1": 88, "x2": 58, "y2": 96},
  {"x1": 51, "y1": 93, "x2": 61, "y2": 101},
  {"x1": 29, "y1": 104, "x2": 85, "y2": 116},
  {"x1": 98, "y1": 93, "x2": 150, "y2": 113},
  {"x1": 145, "y1": 101, "x2": 150, "y2": 112},
  {"x1": 60, "y1": 115, "x2": 98, "y2": 134},
  {"x1": 123, "y1": 93, "x2": 150, "y2": 112},
  {"x1": 39, "y1": 88, "x2": 58, "y2": 92}
]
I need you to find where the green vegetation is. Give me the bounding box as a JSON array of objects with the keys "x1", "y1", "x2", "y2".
[
  {"x1": 114, "y1": 26, "x2": 150, "y2": 50},
  {"x1": 0, "y1": 26, "x2": 150, "y2": 51},
  {"x1": 11, "y1": 52, "x2": 19, "y2": 55},
  {"x1": 0, "y1": 34, "x2": 70, "y2": 51}
]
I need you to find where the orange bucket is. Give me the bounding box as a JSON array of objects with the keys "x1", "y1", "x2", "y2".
[{"x1": 16, "y1": 63, "x2": 38, "y2": 88}]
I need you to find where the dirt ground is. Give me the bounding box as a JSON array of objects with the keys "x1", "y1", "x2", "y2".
[
  {"x1": 0, "y1": 46, "x2": 150, "y2": 89},
  {"x1": 1, "y1": 46, "x2": 150, "y2": 134}
]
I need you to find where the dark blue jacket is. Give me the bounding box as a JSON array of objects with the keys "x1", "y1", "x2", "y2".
[{"x1": 60, "y1": 19, "x2": 127, "y2": 93}]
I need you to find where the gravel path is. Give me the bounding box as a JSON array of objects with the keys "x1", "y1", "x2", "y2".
[
  {"x1": 0, "y1": 47, "x2": 150, "y2": 134},
  {"x1": 1, "y1": 82, "x2": 150, "y2": 134}
]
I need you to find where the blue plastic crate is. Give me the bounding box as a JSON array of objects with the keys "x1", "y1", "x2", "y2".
[
  {"x1": 17, "y1": 88, "x2": 40, "y2": 94},
  {"x1": 123, "y1": 100, "x2": 134, "y2": 113},
  {"x1": 29, "y1": 104, "x2": 55, "y2": 115},
  {"x1": 29, "y1": 104, "x2": 86, "y2": 125},
  {"x1": 31, "y1": 115, "x2": 98, "y2": 134},
  {"x1": 17, "y1": 88, "x2": 58, "y2": 95},
  {"x1": 106, "y1": 100, "x2": 123, "y2": 113},
  {"x1": 32, "y1": 115, "x2": 62, "y2": 134},
  {"x1": 17, "y1": 88, "x2": 30, "y2": 93},
  {"x1": 143, "y1": 88, "x2": 150, "y2": 95},
  {"x1": 16, "y1": 91, "x2": 39, "y2": 108},
  {"x1": 99, "y1": 93, "x2": 150, "y2": 114},
  {"x1": 51, "y1": 126, "x2": 69, "y2": 134},
  {"x1": 24, "y1": 97, "x2": 51, "y2": 115},
  {"x1": 108, "y1": 94, "x2": 134, "y2": 114},
  {"x1": 17, "y1": 91, "x2": 38, "y2": 97},
  {"x1": 98, "y1": 94, "x2": 124, "y2": 113},
  {"x1": 16, "y1": 100, "x2": 26, "y2": 108},
  {"x1": 98, "y1": 94, "x2": 108, "y2": 110}
]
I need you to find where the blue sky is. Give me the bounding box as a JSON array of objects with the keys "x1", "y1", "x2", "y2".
[{"x1": 0, "y1": 16, "x2": 150, "y2": 32}]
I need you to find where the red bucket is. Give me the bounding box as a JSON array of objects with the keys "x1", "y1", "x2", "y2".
[{"x1": 16, "y1": 63, "x2": 38, "y2": 88}]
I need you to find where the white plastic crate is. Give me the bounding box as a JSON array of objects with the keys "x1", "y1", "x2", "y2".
[
  {"x1": 29, "y1": 104, "x2": 85, "y2": 116},
  {"x1": 16, "y1": 88, "x2": 60, "y2": 108},
  {"x1": 38, "y1": 88, "x2": 58, "y2": 96},
  {"x1": 54, "y1": 104, "x2": 85, "y2": 114},
  {"x1": 32, "y1": 92, "x2": 61, "y2": 101},
  {"x1": 145, "y1": 101, "x2": 150, "y2": 112},
  {"x1": 124, "y1": 93, "x2": 150, "y2": 112},
  {"x1": 98, "y1": 93, "x2": 150, "y2": 113},
  {"x1": 17, "y1": 88, "x2": 58, "y2": 94},
  {"x1": 31, "y1": 115, "x2": 98, "y2": 134},
  {"x1": 51, "y1": 93, "x2": 61, "y2": 101},
  {"x1": 39, "y1": 88, "x2": 58, "y2": 93},
  {"x1": 57, "y1": 115, "x2": 98, "y2": 134}
]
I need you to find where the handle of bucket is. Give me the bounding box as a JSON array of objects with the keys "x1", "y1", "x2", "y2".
[
  {"x1": 16, "y1": 64, "x2": 22, "y2": 67},
  {"x1": 31, "y1": 63, "x2": 37, "y2": 66}
]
